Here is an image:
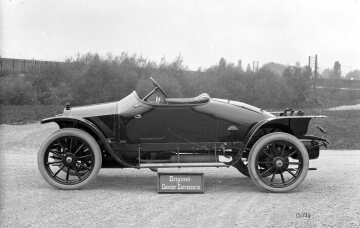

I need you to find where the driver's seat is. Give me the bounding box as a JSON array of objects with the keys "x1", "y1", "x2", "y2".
[{"x1": 165, "y1": 93, "x2": 210, "y2": 104}]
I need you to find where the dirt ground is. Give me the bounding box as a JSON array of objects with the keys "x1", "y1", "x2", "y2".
[{"x1": 0, "y1": 123, "x2": 359, "y2": 228}]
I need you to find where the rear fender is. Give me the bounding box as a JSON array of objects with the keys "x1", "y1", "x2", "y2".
[
  {"x1": 41, "y1": 116, "x2": 135, "y2": 168},
  {"x1": 243, "y1": 116, "x2": 315, "y2": 151}
]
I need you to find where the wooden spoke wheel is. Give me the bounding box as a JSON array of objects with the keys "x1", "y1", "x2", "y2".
[
  {"x1": 38, "y1": 128, "x2": 102, "y2": 190},
  {"x1": 248, "y1": 132, "x2": 309, "y2": 192}
]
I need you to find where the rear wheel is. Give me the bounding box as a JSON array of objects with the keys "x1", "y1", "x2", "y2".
[
  {"x1": 38, "y1": 128, "x2": 102, "y2": 190},
  {"x1": 248, "y1": 132, "x2": 309, "y2": 192}
]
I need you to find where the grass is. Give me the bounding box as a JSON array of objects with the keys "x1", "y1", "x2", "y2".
[
  {"x1": 0, "y1": 105, "x2": 64, "y2": 124},
  {"x1": 0, "y1": 105, "x2": 358, "y2": 149},
  {"x1": 306, "y1": 109, "x2": 360, "y2": 150}
]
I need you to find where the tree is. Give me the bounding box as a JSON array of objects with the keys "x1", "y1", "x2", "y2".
[
  {"x1": 246, "y1": 64, "x2": 252, "y2": 73},
  {"x1": 282, "y1": 66, "x2": 310, "y2": 106},
  {"x1": 345, "y1": 70, "x2": 360, "y2": 80},
  {"x1": 332, "y1": 61, "x2": 341, "y2": 78},
  {"x1": 237, "y1": 60, "x2": 243, "y2": 72},
  {"x1": 302, "y1": 66, "x2": 311, "y2": 80},
  {"x1": 219, "y1": 58, "x2": 226, "y2": 71},
  {"x1": 321, "y1": 69, "x2": 332, "y2": 78},
  {"x1": 283, "y1": 66, "x2": 293, "y2": 78}
]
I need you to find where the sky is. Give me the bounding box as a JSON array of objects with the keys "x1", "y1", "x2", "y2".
[{"x1": 1, "y1": 0, "x2": 360, "y2": 75}]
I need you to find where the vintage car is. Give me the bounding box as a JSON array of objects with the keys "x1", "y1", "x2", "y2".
[{"x1": 38, "y1": 77, "x2": 329, "y2": 192}]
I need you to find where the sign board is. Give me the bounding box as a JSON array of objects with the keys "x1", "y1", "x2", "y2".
[{"x1": 158, "y1": 172, "x2": 204, "y2": 193}]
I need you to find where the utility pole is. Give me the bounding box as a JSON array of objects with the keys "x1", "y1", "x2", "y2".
[
  {"x1": 314, "y1": 54, "x2": 318, "y2": 90},
  {"x1": 308, "y1": 55, "x2": 318, "y2": 90}
]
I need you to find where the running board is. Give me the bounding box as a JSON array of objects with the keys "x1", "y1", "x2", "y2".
[{"x1": 139, "y1": 162, "x2": 229, "y2": 168}]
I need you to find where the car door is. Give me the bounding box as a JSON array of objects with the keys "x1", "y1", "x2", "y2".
[{"x1": 122, "y1": 105, "x2": 217, "y2": 145}]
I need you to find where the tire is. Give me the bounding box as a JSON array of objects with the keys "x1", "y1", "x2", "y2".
[
  {"x1": 38, "y1": 128, "x2": 102, "y2": 190},
  {"x1": 248, "y1": 132, "x2": 309, "y2": 193}
]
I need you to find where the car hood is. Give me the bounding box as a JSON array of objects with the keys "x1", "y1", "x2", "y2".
[{"x1": 64, "y1": 101, "x2": 118, "y2": 118}]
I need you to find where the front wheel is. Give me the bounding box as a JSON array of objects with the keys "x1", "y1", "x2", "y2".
[
  {"x1": 248, "y1": 132, "x2": 309, "y2": 193},
  {"x1": 38, "y1": 128, "x2": 102, "y2": 190}
]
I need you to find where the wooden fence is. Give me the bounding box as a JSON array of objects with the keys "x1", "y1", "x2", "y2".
[
  {"x1": 316, "y1": 78, "x2": 360, "y2": 90},
  {"x1": 0, "y1": 58, "x2": 63, "y2": 75}
]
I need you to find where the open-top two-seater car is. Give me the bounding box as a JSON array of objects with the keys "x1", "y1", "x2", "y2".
[{"x1": 38, "y1": 77, "x2": 329, "y2": 192}]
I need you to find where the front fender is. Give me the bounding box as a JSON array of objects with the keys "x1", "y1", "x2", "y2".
[
  {"x1": 41, "y1": 116, "x2": 136, "y2": 168},
  {"x1": 42, "y1": 116, "x2": 101, "y2": 132},
  {"x1": 41, "y1": 116, "x2": 107, "y2": 144}
]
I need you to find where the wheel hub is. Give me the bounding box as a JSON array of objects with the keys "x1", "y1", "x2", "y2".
[
  {"x1": 274, "y1": 157, "x2": 285, "y2": 168},
  {"x1": 63, "y1": 153, "x2": 76, "y2": 166},
  {"x1": 66, "y1": 156, "x2": 73, "y2": 163}
]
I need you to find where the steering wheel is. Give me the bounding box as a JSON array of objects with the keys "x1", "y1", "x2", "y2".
[{"x1": 149, "y1": 77, "x2": 168, "y2": 98}]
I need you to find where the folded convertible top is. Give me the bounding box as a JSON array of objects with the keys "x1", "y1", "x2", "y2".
[{"x1": 166, "y1": 93, "x2": 210, "y2": 104}]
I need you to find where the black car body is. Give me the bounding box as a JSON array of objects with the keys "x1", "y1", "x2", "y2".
[{"x1": 38, "y1": 77, "x2": 329, "y2": 192}]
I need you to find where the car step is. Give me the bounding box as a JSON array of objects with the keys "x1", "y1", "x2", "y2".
[{"x1": 139, "y1": 162, "x2": 229, "y2": 168}]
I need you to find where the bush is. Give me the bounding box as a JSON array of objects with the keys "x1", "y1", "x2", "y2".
[
  {"x1": 0, "y1": 53, "x2": 331, "y2": 109},
  {"x1": 0, "y1": 75, "x2": 34, "y2": 105}
]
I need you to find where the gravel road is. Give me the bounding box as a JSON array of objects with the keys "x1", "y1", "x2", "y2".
[{"x1": 0, "y1": 123, "x2": 359, "y2": 228}]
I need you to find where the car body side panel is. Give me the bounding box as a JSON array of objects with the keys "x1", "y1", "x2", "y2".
[
  {"x1": 122, "y1": 107, "x2": 218, "y2": 143},
  {"x1": 116, "y1": 105, "x2": 252, "y2": 153},
  {"x1": 85, "y1": 115, "x2": 115, "y2": 139},
  {"x1": 108, "y1": 94, "x2": 276, "y2": 153}
]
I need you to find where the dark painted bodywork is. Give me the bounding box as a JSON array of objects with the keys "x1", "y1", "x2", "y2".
[{"x1": 42, "y1": 90, "x2": 327, "y2": 168}]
